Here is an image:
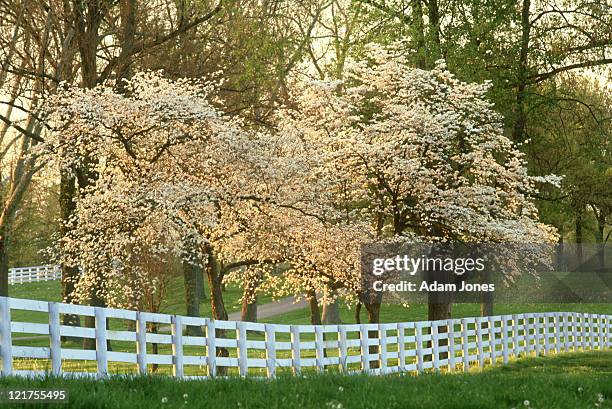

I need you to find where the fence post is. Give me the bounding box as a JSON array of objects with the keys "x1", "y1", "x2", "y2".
[
  {"x1": 206, "y1": 319, "x2": 217, "y2": 377},
  {"x1": 501, "y1": 316, "x2": 509, "y2": 364},
  {"x1": 415, "y1": 323, "x2": 424, "y2": 374},
  {"x1": 48, "y1": 302, "x2": 61, "y2": 375},
  {"x1": 524, "y1": 314, "x2": 531, "y2": 356},
  {"x1": 563, "y1": 312, "x2": 571, "y2": 352},
  {"x1": 431, "y1": 323, "x2": 440, "y2": 372},
  {"x1": 290, "y1": 325, "x2": 301, "y2": 375},
  {"x1": 598, "y1": 314, "x2": 605, "y2": 350},
  {"x1": 512, "y1": 314, "x2": 520, "y2": 357},
  {"x1": 136, "y1": 312, "x2": 147, "y2": 375},
  {"x1": 606, "y1": 315, "x2": 612, "y2": 348},
  {"x1": 314, "y1": 326, "x2": 324, "y2": 373},
  {"x1": 360, "y1": 325, "x2": 369, "y2": 372},
  {"x1": 475, "y1": 318, "x2": 484, "y2": 368},
  {"x1": 379, "y1": 325, "x2": 388, "y2": 373},
  {"x1": 589, "y1": 314, "x2": 596, "y2": 350},
  {"x1": 171, "y1": 315, "x2": 184, "y2": 378},
  {"x1": 461, "y1": 318, "x2": 469, "y2": 372},
  {"x1": 265, "y1": 324, "x2": 276, "y2": 378},
  {"x1": 543, "y1": 314, "x2": 551, "y2": 355},
  {"x1": 572, "y1": 312, "x2": 580, "y2": 351},
  {"x1": 94, "y1": 307, "x2": 108, "y2": 378},
  {"x1": 398, "y1": 323, "x2": 406, "y2": 371},
  {"x1": 236, "y1": 322, "x2": 248, "y2": 377},
  {"x1": 581, "y1": 313, "x2": 588, "y2": 350},
  {"x1": 448, "y1": 319, "x2": 455, "y2": 371},
  {"x1": 534, "y1": 314, "x2": 541, "y2": 356},
  {"x1": 236, "y1": 321, "x2": 249, "y2": 376},
  {"x1": 488, "y1": 316, "x2": 496, "y2": 365},
  {"x1": 554, "y1": 313, "x2": 562, "y2": 353},
  {"x1": 338, "y1": 326, "x2": 348, "y2": 373},
  {"x1": 0, "y1": 297, "x2": 12, "y2": 376}
]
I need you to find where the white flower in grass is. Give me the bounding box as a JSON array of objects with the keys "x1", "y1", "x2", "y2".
[
  {"x1": 578, "y1": 387, "x2": 583, "y2": 392},
  {"x1": 597, "y1": 394, "x2": 604, "y2": 403},
  {"x1": 161, "y1": 397, "x2": 168, "y2": 404},
  {"x1": 326, "y1": 401, "x2": 344, "y2": 409},
  {"x1": 338, "y1": 386, "x2": 344, "y2": 392},
  {"x1": 183, "y1": 394, "x2": 188, "y2": 400},
  {"x1": 523, "y1": 400, "x2": 530, "y2": 406}
]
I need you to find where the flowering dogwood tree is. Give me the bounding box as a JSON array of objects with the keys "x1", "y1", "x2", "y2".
[
  {"x1": 42, "y1": 72, "x2": 283, "y2": 315},
  {"x1": 278, "y1": 42, "x2": 560, "y2": 322},
  {"x1": 42, "y1": 72, "x2": 362, "y2": 330}
]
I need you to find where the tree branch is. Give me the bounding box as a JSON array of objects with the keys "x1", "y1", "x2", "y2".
[
  {"x1": 0, "y1": 113, "x2": 44, "y2": 142},
  {"x1": 528, "y1": 58, "x2": 612, "y2": 84}
]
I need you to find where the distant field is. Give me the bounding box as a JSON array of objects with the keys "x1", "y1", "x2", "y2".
[{"x1": 0, "y1": 351, "x2": 611, "y2": 408}]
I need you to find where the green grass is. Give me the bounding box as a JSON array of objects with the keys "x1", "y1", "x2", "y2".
[
  {"x1": 0, "y1": 351, "x2": 611, "y2": 408},
  {"x1": 6, "y1": 276, "x2": 273, "y2": 323},
  {"x1": 8, "y1": 277, "x2": 611, "y2": 326},
  {"x1": 263, "y1": 302, "x2": 612, "y2": 325}
]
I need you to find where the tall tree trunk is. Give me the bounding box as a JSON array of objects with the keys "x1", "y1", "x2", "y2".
[
  {"x1": 322, "y1": 296, "x2": 341, "y2": 324},
  {"x1": 241, "y1": 273, "x2": 261, "y2": 322},
  {"x1": 480, "y1": 266, "x2": 494, "y2": 317},
  {"x1": 241, "y1": 294, "x2": 258, "y2": 322},
  {"x1": 183, "y1": 260, "x2": 202, "y2": 335},
  {"x1": 204, "y1": 246, "x2": 229, "y2": 374},
  {"x1": 575, "y1": 208, "x2": 583, "y2": 267},
  {"x1": 427, "y1": 246, "x2": 452, "y2": 360},
  {"x1": 411, "y1": 0, "x2": 426, "y2": 69},
  {"x1": 512, "y1": 0, "x2": 531, "y2": 143},
  {"x1": 556, "y1": 232, "x2": 565, "y2": 271},
  {"x1": 592, "y1": 206, "x2": 606, "y2": 271},
  {"x1": 307, "y1": 289, "x2": 321, "y2": 325},
  {"x1": 427, "y1": 0, "x2": 441, "y2": 61},
  {"x1": 59, "y1": 170, "x2": 81, "y2": 332},
  {"x1": 195, "y1": 265, "x2": 206, "y2": 300},
  {"x1": 0, "y1": 234, "x2": 9, "y2": 297}
]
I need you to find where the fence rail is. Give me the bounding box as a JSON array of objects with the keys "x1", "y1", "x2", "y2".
[
  {"x1": 8, "y1": 266, "x2": 60, "y2": 285},
  {"x1": 0, "y1": 296, "x2": 610, "y2": 379}
]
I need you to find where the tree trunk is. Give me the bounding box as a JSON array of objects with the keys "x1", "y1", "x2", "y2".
[
  {"x1": 183, "y1": 260, "x2": 202, "y2": 335},
  {"x1": 307, "y1": 289, "x2": 321, "y2": 325},
  {"x1": 575, "y1": 209, "x2": 583, "y2": 267},
  {"x1": 195, "y1": 265, "x2": 206, "y2": 300},
  {"x1": 593, "y1": 209, "x2": 605, "y2": 271},
  {"x1": 427, "y1": 247, "x2": 452, "y2": 360},
  {"x1": 556, "y1": 233, "x2": 565, "y2": 271},
  {"x1": 427, "y1": 0, "x2": 441, "y2": 60},
  {"x1": 355, "y1": 303, "x2": 362, "y2": 324},
  {"x1": 59, "y1": 170, "x2": 81, "y2": 333},
  {"x1": 511, "y1": 0, "x2": 531, "y2": 143},
  {"x1": 322, "y1": 298, "x2": 341, "y2": 324},
  {"x1": 240, "y1": 273, "x2": 261, "y2": 322},
  {"x1": 241, "y1": 294, "x2": 258, "y2": 322},
  {"x1": 0, "y1": 235, "x2": 9, "y2": 297},
  {"x1": 480, "y1": 266, "x2": 494, "y2": 317},
  {"x1": 204, "y1": 247, "x2": 229, "y2": 374},
  {"x1": 411, "y1": 0, "x2": 426, "y2": 68}
]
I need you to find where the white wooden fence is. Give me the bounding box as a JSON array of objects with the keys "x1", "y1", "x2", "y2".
[
  {"x1": 0, "y1": 296, "x2": 610, "y2": 379},
  {"x1": 8, "y1": 266, "x2": 60, "y2": 285}
]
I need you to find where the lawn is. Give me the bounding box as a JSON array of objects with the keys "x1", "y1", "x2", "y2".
[
  {"x1": 0, "y1": 351, "x2": 610, "y2": 408},
  {"x1": 8, "y1": 276, "x2": 611, "y2": 326},
  {"x1": 6, "y1": 275, "x2": 273, "y2": 322},
  {"x1": 264, "y1": 302, "x2": 612, "y2": 325}
]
